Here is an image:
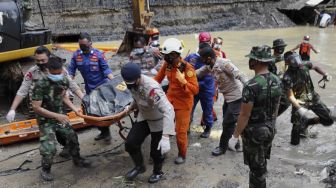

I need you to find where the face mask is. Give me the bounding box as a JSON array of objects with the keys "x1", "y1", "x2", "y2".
[
  {"x1": 303, "y1": 40, "x2": 309, "y2": 43},
  {"x1": 48, "y1": 74, "x2": 64, "y2": 82},
  {"x1": 164, "y1": 55, "x2": 175, "y2": 64},
  {"x1": 151, "y1": 40, "x2": 160, "y2": 48},
  {"x1": 213, "y1": 44, "x2": 221, "y2": 49},
  {"x1": 126, "y1": 83, "x2": 138, "y2": 91},
  {"x1": 37, "y1": 63, "x2": 47, "y2": 71},
  {"x1": 132, "y1": 48, "x2": 145, "y2": 55},
  {"x1": 248, "y1": 59, "x2": 255, "y2": 70},
  {"x1": 80, "y1": 44, "x2": 90, "y2": 53},
  {"x1": 275, "y1": 47, "x2": 285, "y2": 54}
]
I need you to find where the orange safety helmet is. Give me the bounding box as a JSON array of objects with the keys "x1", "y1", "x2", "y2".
[
  {"x1": 199, "y1": 32, "x2": 211, "y2": 43},
  {"x1": 147, "y1": 28, "x2": 160, "y2": 35}
]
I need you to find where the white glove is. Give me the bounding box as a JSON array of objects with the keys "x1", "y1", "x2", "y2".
[
  {"x1": 157, "y1": 136, "x2": 170, "y2": 155},
  {"x1": 323, "y1": 73, "x2": 332, "y2": 81},
  {"x1": 297, "y1": 107, "x2": 318, "y2": 119},
  {"x1": 6, "y1": 110, "x2": 16, "y2": 122},
  {"x1": 228, "y1": 135, "x2": 239, "y2": 152}
]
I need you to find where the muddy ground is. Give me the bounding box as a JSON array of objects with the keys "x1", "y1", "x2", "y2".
[{"x1": 0, "y1": 94, "x2": 335, "y2": 188}]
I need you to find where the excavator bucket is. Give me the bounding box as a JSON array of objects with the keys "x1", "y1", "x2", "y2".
[{"x1": 117, "y1": 31, "x2": 150, "y2": 55}]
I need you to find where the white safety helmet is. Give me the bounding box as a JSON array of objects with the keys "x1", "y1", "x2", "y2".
[{"x1": 161, "y1": 38, "x2": 183, "y2": 54}]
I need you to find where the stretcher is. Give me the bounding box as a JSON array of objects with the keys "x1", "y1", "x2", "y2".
[
  {"x1": 0, "y1": 76, "x2": 133, "y2": 145},
  {"x1": 0, "y1": 112, "x2": 89, "y2": 145}
]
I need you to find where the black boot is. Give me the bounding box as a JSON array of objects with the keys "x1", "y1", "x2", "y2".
[
  {"x1": 148, "y1": 163, "x2": 164, "y2": 183},
  {"x1": 290, "y1": 125, "x2": 300, "y2": 145},
  {"x1": 212, "y1": 146, "x2": 226, "y2": 156},
  {"x1": 40, "y1": 167, "x2": 54, "y2": 181},
  {"x1": 94, "y1": 128, "x2": 111, "y2": 141},
  {"x1": 200, "y1": 126, "x2": 211, "y2": 138},
  {"x1": 40, "y1": 159, "x2": 53, "y2": 181},
  {"x1": 125, "y1": 152, "x2": 146, "y2": 181},
  {"x1": 73, "y1": 156, "x2": 92, "y2": 168}
]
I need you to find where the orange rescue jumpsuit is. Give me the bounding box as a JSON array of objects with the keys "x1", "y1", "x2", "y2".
[{"x1": 155, "y1": 59, "x2": 199, "y2": 158}]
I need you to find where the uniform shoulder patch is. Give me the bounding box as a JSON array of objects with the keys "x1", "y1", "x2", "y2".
[
  {"x1": 149, "y1": 88, "x2": 161, "y2": 103},
  {"x1": 25, "y1": 72, "x2": 33, "y2": 81},
  {"x1": 187, "y1": 70, "x2": 194, "y2": 77}
]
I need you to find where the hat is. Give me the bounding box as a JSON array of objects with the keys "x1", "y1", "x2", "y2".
[
  {"x1": 245, "y1": 45, "x2": 274, "y2": 62},
  {"x1": 272, "y1": 39, "x2": 287, "y2": 49},
  {"x1": 121, "y1": 62, "x2": 141, "y2": 84}
]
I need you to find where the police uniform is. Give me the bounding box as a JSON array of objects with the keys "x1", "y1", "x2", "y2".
[
  {"x1": 17, "y1": 65, "x2": 80, "y2": 98},
  {"x1": 283, "y1": 61, "x2": 334, "y2": 145},
  {"x1": 68, "y1": 48, "x2": 112, "y2": 94},
  {"x1": 68, "y1": 48, "x2": 113, "y2": 136},
  {"x1": 31, "y1": 76, "x2": 82, "y2": 172},
  {"x1": 242, "y1": 72, "x2": 282, "y2": 188},
  {"x1": 185, "y1": 53, "x2": 215, "y2": 131},
  {"x1": 197, "y1": 57, "x2": 247, "y2": 151},
  {"x1": 125, "y1": 75, "x2": 175, "y2": 178}
]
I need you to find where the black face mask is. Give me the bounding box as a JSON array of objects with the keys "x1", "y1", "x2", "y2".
[
  {"x1": 126, "y1": 83, "x2": 138, "y2": 91},
  {"x1": 80, "y1": 44, "x2": 90, "y2": 53},
  {"x1": 37, "y1": 63, "x2": 47, "y2": 71},
  {"x1": 248, "y1": 59, "x2": 255, "y2": 70},
  {"x1": 164, "y1": 55, "x2": 175, "y2": 64},
  {"x1": 275, "y1": 47, "x2": 285, "y2": 55}
]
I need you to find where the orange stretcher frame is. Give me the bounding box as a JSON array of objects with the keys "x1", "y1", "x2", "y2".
[{"x1": 0, "y1": 112, "x2": 89, "y2": 145}]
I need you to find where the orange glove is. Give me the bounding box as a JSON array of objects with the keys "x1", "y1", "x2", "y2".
[{"x1": 176, "y1": 69, "x2": 187, "y2": 85}]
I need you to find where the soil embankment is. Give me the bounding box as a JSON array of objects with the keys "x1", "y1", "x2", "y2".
[{"x1": 32, "y1": 0, "x2": 295, "y2": 41}]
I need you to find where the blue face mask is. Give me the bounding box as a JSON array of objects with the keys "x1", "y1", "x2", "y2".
[{"x1": 48, "y1": 74, "x2": 64, "y2": 82}]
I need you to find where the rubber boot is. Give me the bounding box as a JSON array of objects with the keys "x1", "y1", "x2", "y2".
[
  {"x1": 125, "y1": 152, "x2": 146, "y2": 181},
  {"x1": 40, "y1": 158, "x2": 53, "y2": 181},
  {"x1": 249, "y1": 173, "x2": 266, "y2": 188},
  {"x1": 94, "y1": 128, "x2": 111, "y2": 142},
  {"x1": 148, "y1": 163, "x2": 164, "y2": 183},
  {"x1": 73, "y1": 156, "x2": 91, "y2": 168},
  {"x1": 40, "y1": 167, "x2": 54, "y2": 181},
  {"x1": 290, "y1": 125, "x2": 300, "y2": 145}
]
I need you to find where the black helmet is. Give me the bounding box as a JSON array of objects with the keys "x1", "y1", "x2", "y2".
[
  {"x1": 121, "y1": 62, "x2": 141, "y2": 83},
  {"x1": 272, "y1": 39, "x2": 287, "y2": 49}
]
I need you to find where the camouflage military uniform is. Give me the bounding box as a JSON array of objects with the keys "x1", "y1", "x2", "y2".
[
  {"x1": 268, "y1": 54, "x2": 290, "y2": 116},
  {"x1": 31, "y1": 76, "x2": 81, "y2": 170},
  {"x1": 130, "y1": 47, "x2": 161, "y2": 77},
  {"x1": 282, "y1": 61, "x2": 333, "y2": 145},
  {"x1": 242, "y1": 72, "x2": 282, "y2": 187}
]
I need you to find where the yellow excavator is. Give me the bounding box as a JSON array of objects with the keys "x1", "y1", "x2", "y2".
[{"x1": 0, "y1": 0, "x2": 158, "y2": 145}]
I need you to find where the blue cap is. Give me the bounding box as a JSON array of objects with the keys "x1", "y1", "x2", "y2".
[{"x1": 121, "y1": 62, "x2": 141, "y2": 84}]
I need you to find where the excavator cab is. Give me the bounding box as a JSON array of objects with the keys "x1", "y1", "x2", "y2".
[
  {"x1": 117, "y1": 0, "x2": 159, "y2": 54},
  {"x1": 0, "y1": 0, "x2": 51, "y2": 62}
]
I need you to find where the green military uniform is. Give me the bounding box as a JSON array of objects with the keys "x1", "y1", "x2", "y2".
[
  {"x1": 282, "y1": 61, "x2": 334, "y2": 145},
  {"x1": 31, "y1": 76, "x2": 81, "y2": 170},
  {"x1": 244, "y1": 46, "x2": 282, "y2": 188}
]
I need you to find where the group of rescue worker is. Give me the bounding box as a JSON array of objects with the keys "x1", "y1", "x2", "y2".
[{"x1": 4, "y1": 30, "x2": 335, "y2": 187}]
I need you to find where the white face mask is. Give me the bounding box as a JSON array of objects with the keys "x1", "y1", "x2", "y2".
[
  {"x1": 303, "y1": 40, "x2": 309, "y2": 43},
  {"x1": 213, "y1": 44, "x2": 221, "y2": 49}
]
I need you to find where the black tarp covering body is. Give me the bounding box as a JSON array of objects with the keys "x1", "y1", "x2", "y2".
[{"x1": 82, "y1": 75, "x2": 133, "y2": 117}]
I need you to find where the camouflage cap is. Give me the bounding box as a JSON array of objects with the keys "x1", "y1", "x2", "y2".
[
  {"x1": 245, "y1": 45, "x2": 274, "y2": 62},
  {"x1": 272, "y1": 38, "x2": 287, "y2": 49}
]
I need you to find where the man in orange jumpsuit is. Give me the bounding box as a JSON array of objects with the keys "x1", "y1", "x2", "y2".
[{"x1": 155, "y1": 38, "x2": 199, "y2": 164}]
